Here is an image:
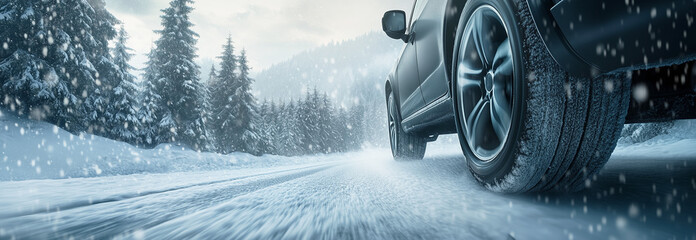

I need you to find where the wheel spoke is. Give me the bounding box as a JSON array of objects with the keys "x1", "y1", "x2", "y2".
[
  {"x1": 490, "y1": 87, "x2": 511, "y2": 141},
  {"x1": 466, "y1": 99, "x2": 486, "y2": 142},
  {"x1": 457, "y1": 61, "x2": 483, "y2": 91},
  {"x1": 472, "y1": 11, "x2": 495, "y2": 68},
  {"x1": 492, "y1": 38, "x2": 513, "y2": 77},
  {"x1": 457, "y1": 58, "x2": 485, "y2": 80},
  {"x1": 459, "y1": 17, "x2": 486, "y2": 79}
]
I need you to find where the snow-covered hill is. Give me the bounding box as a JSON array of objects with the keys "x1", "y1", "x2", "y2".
[{"x1": 0, "y1": 109, "x2": 348, "y2": 181}]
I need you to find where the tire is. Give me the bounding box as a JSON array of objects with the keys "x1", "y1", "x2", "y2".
[
  {"x1": 451, "y1": 0, "x2": 631, "y2": 192},
  {"x1": 387, "y1": 91, "x2": 427, "y2": 161}
]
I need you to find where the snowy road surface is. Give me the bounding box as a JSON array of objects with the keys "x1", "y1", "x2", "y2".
[{"x1": 1, "y1": 143, "x2": 695, "y2": 240}]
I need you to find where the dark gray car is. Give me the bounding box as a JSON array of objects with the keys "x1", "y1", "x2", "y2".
[{"x1": 382, "y1": 0, "x2": 696, "y2": 192}]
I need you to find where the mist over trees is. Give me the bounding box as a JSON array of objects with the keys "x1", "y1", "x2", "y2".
[
  {"x1": 252, "y1": 89, "x2": 364, "y2": 156},
  {"x1": 0, "y1": 0, "x2": 368, "y2": 156},
  {"x1": 253, "y1": 33, "x2": 403, "y2": 147}
]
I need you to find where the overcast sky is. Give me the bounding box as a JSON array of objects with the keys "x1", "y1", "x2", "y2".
[{"x1": 105, "y1": 0, "x2": 413, "y2": 75}]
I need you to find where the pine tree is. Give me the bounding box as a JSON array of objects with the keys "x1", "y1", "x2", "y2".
[
  {"x1": 105, "y1": 26, "x2": 140, "y2": 144},
  {"x1": 0, "y1": 0, "x2": 119, "y2": 132},
  {"x1": 152, "y1": 0, "x2": 210, "y2": 150},
  {"x1": 198, "y1": 73, "x2": 216, "y2": 151},
  {"x1": 210, "y1": 36, "x2": 237, "y2": 153},
  {"x1": 296, "y1": 93, "x2": 311, "y2": 153},
  {"x1": 256, "y1": 100, "x2": 275, "y2": 154},
  {"x1": 207, "y1": 65, "x2": 218, "y2": 83},
  {"x1": 267, "y1": 101, "x2": 280, "y2": 154},
  {"x1": 317, "y1": 93, "x2": 337, "y2": 153},
  {"x1": 281, "y1": 100, "x2": 301, "y2": 155},
  {"x1": 229, "y1": 49, "x2": 260, "y2": 154},
  {"x1": 333, "y1": 106, "x2": 350, "y2": 152},
  {"x1": 138, "y1": 48, "x2": 164, "y2": 146}
]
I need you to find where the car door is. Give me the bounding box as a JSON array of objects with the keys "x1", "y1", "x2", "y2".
[
  {"x1": 396, "y1": 0, "x2": 426, "y2": 118},
  {"x1": 412, "y1": 0, "x2": 449, "y2": 104}
]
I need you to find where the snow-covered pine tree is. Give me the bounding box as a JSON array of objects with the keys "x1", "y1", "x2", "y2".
[
  {"x1": 277, "y1": 100, "x2": 301, "y2": 156},
  {"x1": 229, "y1": 49, "x2": 261, "y2": 155},
  {"x1": 138, "y1": 48, "x2": 164, "y2": 146},
  {"x1": 208, "y1": 65, "x2": 218, "y2": 83},
  {"x1": 198, "y1": 70, "x2": 216, "y2": 151},
  {"x1": 267, "y1": 101, "x2": 280, "y2": 154},
  {"x1": 153, "y1": 0, "x2": 210, "y2": 151},
  {"x1": 105, "y1": 26, "x2": 140, "y2": 144},
  {"x1": 296, "y1": 93, "x2": 312, "y2": 153},
  {"x1": 0, "y1": 0, "x2": 119, "y2": 132},
  {"x1": 89, "y1": 0, "x2": 120, "y2": 135},
  {"x1": 317, "y1": 93, "x2": 338, "y2": 153},
  {"x1": 333, "y1": 106, "x2": 350, "y2": 152},
  {"x1": 209, "y1": 36, "x2": 237, "y2": 153},
  {"x1": 255, "y1": 100, "x2": 275, "y2": 155}
]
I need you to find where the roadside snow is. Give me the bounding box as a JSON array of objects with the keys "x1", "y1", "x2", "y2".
[
  {"x1": 4, "y1": 105, "x2": 694, "y2": 182},
  {"x1": 0, "y1": 109, "x2": 344, "y2": 181},
  {"x1": 0, "y1": 162, "x2": 338, "y2": 220},
  {"x1": 615, "y1": 120, "x2": 696, "y2": 159}
]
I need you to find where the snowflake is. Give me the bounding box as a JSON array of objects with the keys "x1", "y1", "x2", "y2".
[{"x1": 632, "y1": 84, "x2": 649, "y2": 103}]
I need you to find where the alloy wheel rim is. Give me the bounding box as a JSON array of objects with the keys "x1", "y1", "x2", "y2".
[
  {"x1": 388, "y1": 95, "x2": 398, "y2": 152},
  {"x1": 456, "y1": 5, "x2": 515, "y2": 161}
]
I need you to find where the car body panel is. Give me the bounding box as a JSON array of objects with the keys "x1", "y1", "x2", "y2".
[
  {"x1": 413, "y1": 0, "x2": 450, "y2": 104},
  {"x1": 395, "y1": 41, "x2": 426, "y2": 117},
  {"x1": 527, "y1": 0, "x2": 696, "y2": 76}
]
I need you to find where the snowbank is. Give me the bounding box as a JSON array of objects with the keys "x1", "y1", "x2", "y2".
[
  {"x1": 0, "y1": 109, "x2": 343, "y2": 181},
  {"x1": 3, "y1": 106, "x2": 694, "y2": 182},
  {"x1": 615, "y1": 120, "x2": 696, "y2": 160}
]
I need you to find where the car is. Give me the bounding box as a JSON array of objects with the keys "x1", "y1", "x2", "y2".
[{"x1": 381, "y1": 0, "x2": 696, "y2": 192}]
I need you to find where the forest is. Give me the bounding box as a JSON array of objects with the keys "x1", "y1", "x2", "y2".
[{"x1": 0, "y1": 0, "x2": 367, "y2": 156}]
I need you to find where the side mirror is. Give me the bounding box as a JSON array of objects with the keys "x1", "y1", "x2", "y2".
[{"x1": 382, "y1": 10, "x2": 407, "y2": 42}]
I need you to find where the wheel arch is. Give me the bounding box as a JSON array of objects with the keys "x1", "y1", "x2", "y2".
[
  {"x1": 385, "y1": 77, "x2": 409, "y2": 131},
  {"x1": 443, "y1": 0, "x2": 468, "y2": 84},
  {"x1": 385, "y1": 78, "x2": 399, "y2": 117}
]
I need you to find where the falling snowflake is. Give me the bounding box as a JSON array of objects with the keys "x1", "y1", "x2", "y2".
[{"x1": 632, "y1": 84, "x2": 649, "y2": 103}]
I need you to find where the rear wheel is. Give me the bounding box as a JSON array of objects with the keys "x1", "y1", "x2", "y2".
[
  {"x1": 452, "y1": 0, "x2": 631, "y2": 192},
  {"x1": 387, "y1": 91, "x2": 427, "y2": 161}
]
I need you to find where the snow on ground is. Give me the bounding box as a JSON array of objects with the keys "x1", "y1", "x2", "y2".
[
  {"x1": 1, "y1": 109, "x2": 695, "y2": 239},
  {"x1": 615, "y1": 120, "x2": 696, "y2": 160},
  {"x1": 0, "y1": 108, "x2": 346, "y2": 181}
]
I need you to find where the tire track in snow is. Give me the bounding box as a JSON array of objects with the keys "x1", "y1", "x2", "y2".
[
  {"x1": 0, "y1": 161, "x2": 341, "y2": 219},
  {"x1": 0, "y1": 162, "x2": 343, "y2": 239}
]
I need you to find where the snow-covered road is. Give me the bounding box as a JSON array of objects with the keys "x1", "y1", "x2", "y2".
[{"x1": 1, "y1": 144, "x2": 694, "y2": 240}]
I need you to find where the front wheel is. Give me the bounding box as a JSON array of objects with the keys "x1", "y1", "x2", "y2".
[
  {"x1": 387, "y1": 91, "x2": 427, "y2": 161},
  {"x1": 452, "y1": 0, "x2": 631, "y2": 192}
]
